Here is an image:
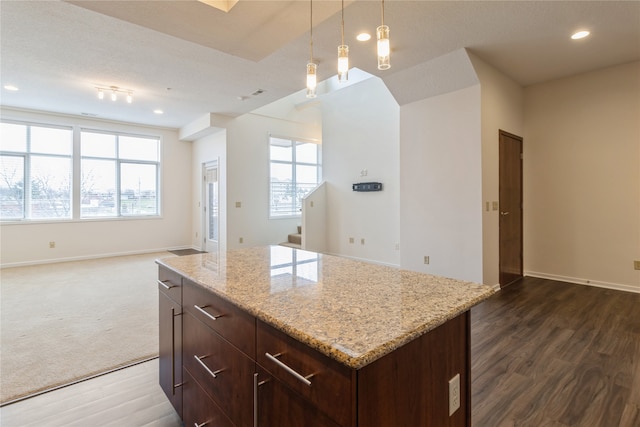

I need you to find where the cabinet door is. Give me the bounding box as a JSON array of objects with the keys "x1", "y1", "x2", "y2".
[
  {"x1": 255, "y1": 367, "x2": 342, "y2": 427},
  {"x1": 183, "y1": 370, "x2": 234, "y2": 427},
  {"x1": 159, "y1": 290, "x2": 182, "y2": 417}
]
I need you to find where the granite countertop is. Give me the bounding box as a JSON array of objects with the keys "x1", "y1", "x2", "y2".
[{"x1": 157, "y1": 245, "x2": 496, "y2": 369}]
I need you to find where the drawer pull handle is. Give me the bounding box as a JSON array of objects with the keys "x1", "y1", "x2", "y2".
[
  {"x1": 157, "y1": 280, "x2": 176, "y2": 290},
  {"x1": 194, "y1": 304, "x2": 223, "y2": 321},
  {"x1": 193, "y1": 355, "x2": 224, "y2": 379},
  {"x1": 194, "y1": 422, "x2": 208, "y2": 427},
  {"x1": 265, "y1": 352, "x2": 313, "y2": 386}
]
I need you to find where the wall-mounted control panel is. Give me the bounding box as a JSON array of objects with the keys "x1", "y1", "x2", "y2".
[{"x1": 352, "y1": 182, "x2": 383, "y2": 192}]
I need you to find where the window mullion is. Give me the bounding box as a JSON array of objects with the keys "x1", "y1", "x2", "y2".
[{"x1": 72, "y1": 125, "x2": 81, "y2": 219}]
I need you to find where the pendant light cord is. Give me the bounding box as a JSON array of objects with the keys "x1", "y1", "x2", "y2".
[
  {"x1": 381, "y1": 0, "x2": 385, "y2": 25},
  {"x1": 309, "y1": 0, "x2": 314, "y2": 61},
  {"x1": 341, "y1": 0, "x2": 345, "y2": 45}
]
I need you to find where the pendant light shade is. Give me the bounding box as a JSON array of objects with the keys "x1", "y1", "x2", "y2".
[
  {"x1": 377, "y1": 0, "x2": 390, "y2": 70},
  {"x1": 306, "y1": 0, "x2": 317, "y2": 98},
  {"x1": 337, "y1": 0, "x2": 349, "y2": 82},
  {"x1": 306, "y1": 62, "x2": 317, "y2": 98},
  {"x1": 338, "y1": 45, "x2": 349, "y2": 82}
]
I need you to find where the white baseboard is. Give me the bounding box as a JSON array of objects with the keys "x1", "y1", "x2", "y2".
[
  {"x1": 525, "y1": 271, "x2": 640, "y2": 294},
  {"x1": 0, "y1": 246, "x2": 192, "y2": 269}
]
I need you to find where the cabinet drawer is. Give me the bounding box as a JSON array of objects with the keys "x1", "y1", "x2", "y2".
[
  {"x1": 183, "y1": 369, "x2": 234, "y2": 427},
  {"x1": 184, "y1": 279, "x2": 256, "y2": 358},
  {"x1": 183, "y1": 312, "x2": 255, "y2": 427},
  {"x1": 158, "y1": 266, "x2": 182, "y2": 304},
  {"x1": 256, "y1": 320, "x2": 354, "y2": 427},
  {"x1": 255, "y1": 365, "x2": 342, "y2": 427}
]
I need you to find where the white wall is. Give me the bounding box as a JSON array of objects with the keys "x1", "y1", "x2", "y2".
[
  {"x1": 301, "y1": 182, "x2": 327, "y2": 253},
  {"x1": 399, "y1": 86, "x2": 484, "y2": 282},
  {"x1": 468, "y1": 53, "x2": 525, "y2": 286},
  {"x1": 320, "y1": 77, "x2": 401, "y2": 266},
  {"x1": 0, "y1": 108, "x2": 192, "y2": 266},
  {"x1": 524, "y1": 61, "x2": 640, "y2": 292},
  {"x1": 191, "y1": 129, "x2": 227, "y2": 253},
  {"x1": 225, "y1": 113, "x2": 321, "y2": 250}
]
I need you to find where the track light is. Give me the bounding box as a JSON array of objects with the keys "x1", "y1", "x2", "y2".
[{"x1": 95, "y1": 85, "x2": 134, "y2": 103}]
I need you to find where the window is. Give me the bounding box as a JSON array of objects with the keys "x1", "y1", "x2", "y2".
[
  {"x1": 81, "y1": 130, "x2": 160, "y2": 217},
  {"x1": 269, "y1": 136, "x2": 320, "y2": 218},
  {"x1": 0, "y1": 119, "x2": 161, "y2": 222},
  {"x1": 0, "y1": 122, "x2": 73, "y2": 220}
]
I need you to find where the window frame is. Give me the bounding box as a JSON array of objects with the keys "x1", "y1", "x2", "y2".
[
  {"x1": 268, "y1": 134, "x2": 321, "y2": 219},
  {"x1": 80, "y1": 128, "x2": 161, "y2": 219},
  {"x1": 0, "y1": 120, "x2": 73, "y2": 221},
  {"x1": 0, "y1": 119, "x2": 162, "y2": 223}
]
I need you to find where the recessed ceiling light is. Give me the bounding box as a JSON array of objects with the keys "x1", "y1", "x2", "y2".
[
  {"x1": 571, "y1": 30, "x2": 590, "y2": 40},
  {"x1": 356, "y1": 33, "x2": 371, "y2": 42},
  {"x1": 153, "y1": 109, "x2": 164, "y2": 115},
  {"x1": 4, "y1": 85, "x2": 19, "y2": 91}
]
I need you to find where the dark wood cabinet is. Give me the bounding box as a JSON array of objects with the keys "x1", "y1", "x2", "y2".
[
  {"x1": 183, "y1": 369, "x2": 235, "y2": 427},
  {"x1": 161, "y1": 268, "x2": 471, "y2": 427},
  {"x1": 256, "y1": 320, "x2": 354, "y2": 427},
  {"x1": 183, "y1": 311, "x2": 255, "y2": 427},
  {"x1": 255, "y1": 365, "x2": 342, "y2": 427},
  {"x1": 158, "y1": 267, "x2": 183, "y2": 417}
]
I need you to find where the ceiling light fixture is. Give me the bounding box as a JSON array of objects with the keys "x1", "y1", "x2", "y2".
[
  {"x1": 306, "y1": 0, "x2": 317, "y2": 98},
  {"x1": 337, "y1": 0, "x2": 349, "y2": 82},
  {"x1": 377, "y1": 0, "x2": 390, "y2": 70},
  {"x1": 95, "y1": 85, "x2": 134, "y2": 103},
  {"x1": 4, "y1": 85, "x2": 19, "y2": 91},
  {"x1": 356, "y1": 33, "x2": 371, "y2": 42},
  {"x1": 571, "y1": 30, "x2": 590, "y2": 40}
]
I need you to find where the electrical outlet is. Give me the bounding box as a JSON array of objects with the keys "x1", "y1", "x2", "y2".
[
  {"x1": 449, "y1": 373, "x2": 460, "y2": 416},
  {"x1": 49, "y1": 241, "x2": 55, "y2": 249},
  {"x1": 395, "y1": 243, "x2": 400, "y2": 250},
  {"x1": 634, "y1": 260, "x2": 640, "y2": 270},
  {"x1": 360, "y1": 238, "x2": 365, "y2": 245},
  {"x1": 492, "y1": 201, "x2": 499, "y2": 211},
  {"x1": 349, "y1": 237, "x2": 354, "y2": 244},
  {"x1": 235, "y1": 201, "x2": 241, "y2": 208},
  {"x1": 424, "y1": 256, "x2": 430, "y2": 265},
  {"x1": 239, "y1": 237, "x2": 244, "y2": 244}
]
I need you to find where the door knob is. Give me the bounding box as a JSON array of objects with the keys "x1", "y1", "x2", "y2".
[{"x1": 500, "y1": 211, "x2": 510, "y2": 216}]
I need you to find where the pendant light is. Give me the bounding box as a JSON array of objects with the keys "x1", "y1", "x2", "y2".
[
  {"x1": 306, "y1": 0, "x2": 317, "y2": 98},
  {"x1": 377, "y1": 0, "x2": 390, "y2": 70},
  {"x1": 337, "y1": 0, "x2": 349, "y2": 82}
]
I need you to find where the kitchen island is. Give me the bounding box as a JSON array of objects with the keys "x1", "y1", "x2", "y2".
[{"x1": 157, "y1": 245, "x2": 495, "y2": 427}]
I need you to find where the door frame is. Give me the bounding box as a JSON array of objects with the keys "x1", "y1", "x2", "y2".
[
  {"x1": 498, "y1": 130, "x2": 524, "y2": 287},
  {"x1": 201, "y1": 159, "x2": 219, "y2": 253}
]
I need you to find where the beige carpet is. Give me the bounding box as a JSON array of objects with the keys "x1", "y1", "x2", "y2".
[{"x1": 0, "y1": 251, "x2": 175, "y2": 404}]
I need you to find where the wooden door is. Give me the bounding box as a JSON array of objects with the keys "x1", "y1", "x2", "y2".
[{"x1": 499, "y1": 130, "x2": 523, "y2": 287}]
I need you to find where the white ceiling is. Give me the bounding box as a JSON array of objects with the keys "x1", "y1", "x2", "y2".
[{"x1": 1, "y1": 0, "x2": 639, "y2": 129}]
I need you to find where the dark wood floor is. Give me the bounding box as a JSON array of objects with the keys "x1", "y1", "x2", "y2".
[
  {"x1": 2, "y1": 277, "x2": 638, "y2": 426},
  {"x1": 471, "y1": 277, "x2": 640, "y2": 427}
]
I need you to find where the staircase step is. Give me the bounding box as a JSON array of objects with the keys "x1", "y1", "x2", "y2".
[{"x1": 288, "y1": 233, "x2": 302, "y2": 245}]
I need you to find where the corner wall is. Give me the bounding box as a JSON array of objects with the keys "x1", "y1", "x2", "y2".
[
  {"x1": 399, "y1": 85, "x2": 483, "y2": 282},
  {"x1": 468, "y1": 53, "x2": 525, "y2": 286},
  {"x1": 523, "y1": 61, "x2": 640, "y2": 292}
]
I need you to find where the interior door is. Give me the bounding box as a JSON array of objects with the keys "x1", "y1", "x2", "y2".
[
  {"x1": 499, "y1": 130, "x2": 523, "y2": 287},
  {"x1": 203, "y1": 162, "x2": 219, "y2": 253}
]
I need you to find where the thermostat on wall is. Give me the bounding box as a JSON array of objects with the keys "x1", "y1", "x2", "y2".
[{"x1": 352, "y1": 182, "x2": 383, "y2": 192}]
